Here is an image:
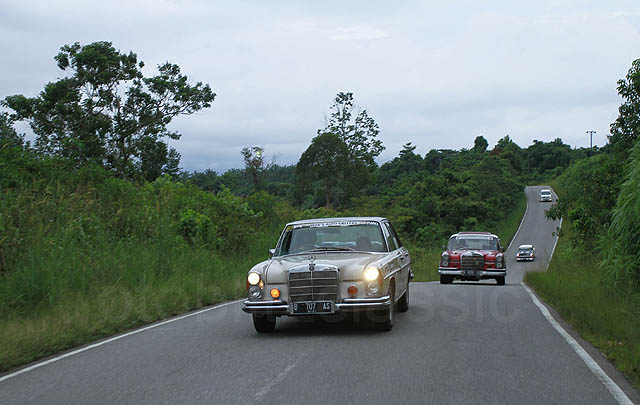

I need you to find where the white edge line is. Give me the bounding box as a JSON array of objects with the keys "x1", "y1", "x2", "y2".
[
  {"x1": 546, "y1": 217, "x2": 563, "y2": 270},
  {"x1": 521, "y1": 283, "x2": 632, "y2": 405},
  {"x1": 0, "y1": 299, "x2": 243, "y2": 383},
  {"x1": 507, "y1": 188, "x2": 529, "y2": 252}
]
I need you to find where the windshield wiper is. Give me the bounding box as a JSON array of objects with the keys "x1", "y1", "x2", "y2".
[{"x1": 309, "y1": 246, "x2": 356, "y2": 252}]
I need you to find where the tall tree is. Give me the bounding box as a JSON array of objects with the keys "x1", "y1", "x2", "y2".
[
  {"x1": 2, "y1": 41, "x2": 215, "y2": 180},
  {"x1": 473, "y1": 135, "x2": 488, "y2": 153},
  {"x1": 610, "y1": 58, "x2": 640, "y2": 157},
  {"x1": 241, "y1": 146, "x2": 265, "y2": 190},
  {"x1": 295, "y1": 133, "x2": 350, "y2": 208},
  {"x1": 320, "y1": 92, "x2": 384, "y2": 168}
]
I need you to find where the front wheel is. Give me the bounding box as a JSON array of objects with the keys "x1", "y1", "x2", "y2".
[
  {"x1": 253, "y1": 314, "x2": 276, "y2": 333},
  {"x1": 397, "y1": 281, "x2": 409, "y2": 313},
  {"x1": 496, "y1": 276, "x2": 505, "y2": 286},
  {"x1": 440, "y1": 275, "x2": 453, "y2": 284}
]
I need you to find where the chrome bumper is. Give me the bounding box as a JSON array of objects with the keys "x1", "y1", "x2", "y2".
[
  {"x1": 439, "y1": 267, "x2": 506, "y2": 277},
  {"x1": 242, "y1": 295, "x2": 392, "y2": 315}
]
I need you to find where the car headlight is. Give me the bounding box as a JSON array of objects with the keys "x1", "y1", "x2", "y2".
[
  {"x1": 441, "y1": 252, "x2": 449, "y2": 267},
  {"x1": 364, "y1": 267, "x2": 380, "y2": 281},
  {"x1": 249, "y1": 285, "x2": 262, "y2": 299},
  {"x1": 367, "y1": 280, "x2": 380, "y2": 295},
  {"x1": 496, "y1": 255, "x2": 504, "y2": 268},
  {"x1": 247, "y1": 272, "x2": 261, "y2": 286}
]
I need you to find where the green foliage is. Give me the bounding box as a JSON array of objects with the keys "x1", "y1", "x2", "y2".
[
  {"x1": 241, "y1": 146, "x2": 265, "y2": 190},
  {"x1": 601, "y1": 140, "x2": 640, "y2": 285},
  {"x1": 2, "y1": 41, "x2": 215, "y2": 181},
  {"x1": 295, "y1": 132, "x2": 352, "y2": 208},
  {"x1": 546, "y1": 154, "x2": 623, "y2": 247},
  {"x1": 610, "y1": 58, "x2": 640, "y2": 158}
]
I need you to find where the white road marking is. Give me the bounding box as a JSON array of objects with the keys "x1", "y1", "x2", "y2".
[
  {"x1": 546, "y1": 217, "x2": 563, "y2": 269},
  {"x1": 254, "y1": 357, "x2": 302, "y2": 402},
  {"x1": 0, "y1": 299, "x2": 243, "y2": 383},
  {"x1": 507, "y1": 191, "x2": 529, "y2": 251},
  {"x1": 521, "y1": 283, "x2": 633, "y2": 405}
]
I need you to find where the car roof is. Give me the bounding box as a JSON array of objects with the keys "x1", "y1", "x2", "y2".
[
  {"x1": 450, "y1": 231, "x2": 499, "y2": 239},
  {"x1": 518, "y1": 244, "x2": 534, "y2": 249},
  {"x1": 541, "y1": 189, "x2": 551, "y2": 193},
  {"x1": 286, "y1": 217, "x2": 387, "y2": 226}
]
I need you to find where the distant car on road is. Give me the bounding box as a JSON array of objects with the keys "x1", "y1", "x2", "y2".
[
  {"x1": 438, "y1": 232, "x2": 506, "y2": 285},
  {"x1": 540, "y1": 189, "x2": 552, "y2": 202},
  {"x1": 516, "y1": 244, "x2": 535, "y2": 261},
  {"x1": 242, "y1": 217, "x2": 412, "y2": 333}
]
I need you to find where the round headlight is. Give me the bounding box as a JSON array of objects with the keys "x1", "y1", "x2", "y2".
[
  {"x1": 441, "y1": 253, "x2": 449, "y2": 267},
  {"x1": 364, "y1": 267, "x2": 380, "y2": 281},
  {"x1": 247, "y1": 272, "x2": 261, "y2": 286},
  {"x1": 367, "y1": 280, "x2": 380, "y2": 295},
  {"x1": 249, "y1": 285, "x2": 262, "y2": 298}
]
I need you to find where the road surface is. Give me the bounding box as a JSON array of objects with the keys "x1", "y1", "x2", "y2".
[{"x1": 1, "y1": 186, "x2": 638, "y2": 404}]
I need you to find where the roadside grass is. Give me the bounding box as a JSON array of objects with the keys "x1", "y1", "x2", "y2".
[
  {"x1": 408, "y1": 190, "x2": 527, "y2": 282},
  {"x1": 0, "y1": 228, "x2": 279, "y2": 373},
  {"x1": 525, "y1": 224, "x2": 640, "y2": 388}
]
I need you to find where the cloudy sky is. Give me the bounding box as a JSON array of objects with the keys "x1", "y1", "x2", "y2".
[{"x1": 2, "y1": 0, "x2": 640, "y2": 172}]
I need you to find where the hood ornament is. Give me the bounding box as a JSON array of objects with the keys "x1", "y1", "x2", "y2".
[{"x1": 308, "y1": 253, "x2": 316, "y2": 271}]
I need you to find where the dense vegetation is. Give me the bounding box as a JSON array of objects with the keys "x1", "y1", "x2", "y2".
[{"x1": 0, "y1": 41, "x2": 614, "y2": 371}]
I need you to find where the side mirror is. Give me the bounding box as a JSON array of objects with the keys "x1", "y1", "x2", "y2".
[
  {"x1": 500, "y1": 247, "x2": 505, "y2": 253},
  {"x1": 269, "y1": 248, "x2": 275, "y2": 257}
]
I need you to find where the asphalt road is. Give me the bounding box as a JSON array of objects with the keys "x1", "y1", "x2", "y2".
[{"x1": 1, "y1": 186, "x2": 638, "y2": 404}]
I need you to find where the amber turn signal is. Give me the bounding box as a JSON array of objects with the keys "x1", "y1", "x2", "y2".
[
  {"x1": 270, "y1": 288, "x2": 281, "y2": 299},
  {"x1": 347, "y1": 285, "x2": 358, "y2": 296}
]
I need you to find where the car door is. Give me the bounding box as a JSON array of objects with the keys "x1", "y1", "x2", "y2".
[{"x1": 382, "y1": 221, "x2": 408, "y2": 299}]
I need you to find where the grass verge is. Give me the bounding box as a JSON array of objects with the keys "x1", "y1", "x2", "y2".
[
  {"x1": 408, "y1": 190, "x2": 527, "y2": 282},
  {"x1": 0, "y1": 232, "x2": 278, "y2": 373},
  {"x1": 525, "y1": 224, "x2": 640, "y2": 389}
]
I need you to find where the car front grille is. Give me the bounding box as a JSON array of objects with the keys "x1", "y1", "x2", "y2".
[
  {"x1": 288, "y1": 268, "x2": 339, "y2": 303},
  {"x1": 461, "y1": 254, "x2": 484, "y2": 270}
]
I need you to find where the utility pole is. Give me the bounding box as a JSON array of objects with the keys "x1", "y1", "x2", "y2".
[{"x1": 586, "y1": 130, "x2": 596, "y2": 149}]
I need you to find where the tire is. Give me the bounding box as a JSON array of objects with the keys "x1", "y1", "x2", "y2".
[
  {"x1": 252, "y1": 314, "x2": 276, "y2": 333},
  {"x1": 374, "y1": 285, "x2": 394, "y2": 331},
  {"x1": 440, "y1": 275, "x2": 453, "y2": 284},
  {"x1": 496, "y1": 276, "x2": 505, "y2": 286},
  {"x1": 397, "y1": 280, "x2": 409, "y2": 313}
]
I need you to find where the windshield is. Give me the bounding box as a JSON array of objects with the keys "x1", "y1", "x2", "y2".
[
  {"x1": 541, "y1": 191, "x2": 551, "y2": 196},
  {"x1": 447, "y1": 235, "x2": 498, "y2": 251},
  {"x1": 276, "y1": 221, "x2": 386, "y2": 255}
]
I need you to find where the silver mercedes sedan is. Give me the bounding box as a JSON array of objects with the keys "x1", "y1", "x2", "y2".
[{"x1": 242, "y1": 217, "x2": 413, "y2": 332}]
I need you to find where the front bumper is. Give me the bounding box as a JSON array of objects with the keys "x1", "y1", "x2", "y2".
[
  {"x1": 439, "y1": 267, "x2": 506, "y2": 277},
  {"x1": 242, "y1": 295, "x2": 392, "y2": 316}
]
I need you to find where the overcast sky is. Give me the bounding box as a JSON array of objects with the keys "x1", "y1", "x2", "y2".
[{"x1": 2, "y1": 0, "x2": 640, "y2": 172}]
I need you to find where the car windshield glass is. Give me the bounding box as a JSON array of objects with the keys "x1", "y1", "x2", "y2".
[
  {"x1": 519, "y1": 249, "x2": 532, "y2": 253},
  {"x1": 277, "y1": 221, "x2": 386, "y2": 255},
  {"x1": 541, "y1": 191, "x2": 551, "y2": 195},
  {"x1": 448, "y1": 235, "x2": 498, "y2": 251}
]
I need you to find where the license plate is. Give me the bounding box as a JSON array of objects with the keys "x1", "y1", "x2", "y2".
[{"x1": 291, "y1": 301, "x2": 334, "y2": 314}]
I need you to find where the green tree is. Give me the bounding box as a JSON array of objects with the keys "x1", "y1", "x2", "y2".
[
  {"x1": 610, "y1": 58, "x2": 640, "y2": 157},
  {"x1": 473, "y1": 135, "x2": 488, "y2": 153},
  {"x1": 241, "y1": 146, "x2": 265, "y2": 190},
  {"x1": 295, "y1": 133, "x2": 350, "y2": 208},
  {"x1": 0, "y1": 112, "x2": 24, "y2": 149},
  {"x1": 2, "y1": 41, "x2": 215, "y2": 181},
  {"x1": 320, "y1": 92, "x2": 384, "y2": 168}
]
